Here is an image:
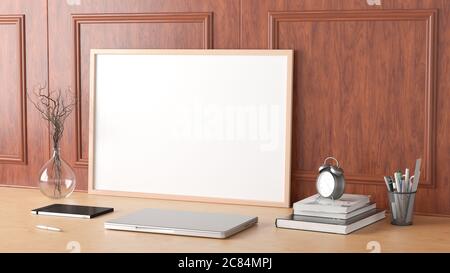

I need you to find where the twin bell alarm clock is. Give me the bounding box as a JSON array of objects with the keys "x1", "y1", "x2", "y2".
[{"x1": 316, "y1": 157, "x2": 345, "y2": 200}]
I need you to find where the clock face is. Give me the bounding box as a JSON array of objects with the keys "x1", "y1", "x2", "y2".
[{"x1": 316, "y1": 171, "x2": 335, "y2": 198}]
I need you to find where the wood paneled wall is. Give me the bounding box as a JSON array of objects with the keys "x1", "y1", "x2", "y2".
[
  {"x1": 0, "y1": 0, "x2": 49, "y2": 188},
  {"x1": 1, "y1": 0, "x2": 449, "y2": 216}
]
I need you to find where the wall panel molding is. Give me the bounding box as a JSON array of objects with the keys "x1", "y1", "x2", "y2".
[
  {"x1": 72, "y1": 12, "x2": 213, "y2": 167},
  {"x1": 0, "y1": 15, "x2": 27, "y2": 164},
  {"x1": 269, "y1": 10, "x2": 437, "y2": 187}
]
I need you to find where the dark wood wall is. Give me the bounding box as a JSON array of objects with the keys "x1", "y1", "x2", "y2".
[
  {"x1": 1, "y1": 0, "x2": 449, "y2": 216},
  {"x1": 0, "y1": 0, "x2": 49, "y2": 189}
]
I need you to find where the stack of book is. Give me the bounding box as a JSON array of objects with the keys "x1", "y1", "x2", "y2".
[{"x1": 276, "y1": 194, "x2": 385, "y2": 235}]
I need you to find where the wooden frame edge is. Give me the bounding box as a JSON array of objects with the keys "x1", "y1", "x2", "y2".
[
  {"x1": 269, "y1": 9, "x2": 437, "y2": 188},
  {"x1": 88, "y1": 51, "x2": 96, "y2": 194},
  {"x1": 0, "y1": 15, "x2": 28, "y2": 165},
  {"x1": 88, "y1": 49, "x2": 294, "y2": 208}
]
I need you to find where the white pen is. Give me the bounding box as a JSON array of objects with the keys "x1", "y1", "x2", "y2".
[
  {"x1": 404, "y1": 168, "x2": 410, "y2": 192},
  {"x1": 412, "y1": 158, "x2": 422, "y2": 192},
  {"x1": 36, "y1": 225, "x2": 62, "y2": 232}
]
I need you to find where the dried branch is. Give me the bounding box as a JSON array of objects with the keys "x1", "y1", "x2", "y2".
[{"x1": 27, "y1": 83, "x2": 76, "y2": 149}]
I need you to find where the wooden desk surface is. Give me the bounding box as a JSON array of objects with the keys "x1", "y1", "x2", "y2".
[{"x1": 1, "y1": 187, "x2": 449, "y2": 253}]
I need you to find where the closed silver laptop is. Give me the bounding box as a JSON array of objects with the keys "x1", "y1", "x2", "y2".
[{"x1": 104, "y1": 208, "x2": 258, "y2": 239}]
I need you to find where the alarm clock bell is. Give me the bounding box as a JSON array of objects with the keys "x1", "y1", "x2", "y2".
[{"x1": 316, "y1": 157, "x2": 345, "y2": 200}]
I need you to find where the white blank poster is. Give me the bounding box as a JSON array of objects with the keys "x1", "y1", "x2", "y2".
[{"x1": 89, "y1": 49, "x2": 293, "y2": 207}]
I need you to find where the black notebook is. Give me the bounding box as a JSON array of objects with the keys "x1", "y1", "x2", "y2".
[{"x1": 31, "y1": 204, "x2": 114, "y2": 219}]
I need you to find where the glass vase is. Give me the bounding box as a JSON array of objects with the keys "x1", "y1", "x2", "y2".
[{"x1": 38, "y1": 147, "x2": 76, "y2": 199}]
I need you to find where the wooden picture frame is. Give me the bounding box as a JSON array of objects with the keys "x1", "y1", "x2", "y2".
[{"x1": 88, "y1": 49, "x2": 293, "y2": 207}]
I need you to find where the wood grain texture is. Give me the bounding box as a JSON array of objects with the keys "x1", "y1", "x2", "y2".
[
  {"x1": 0, "y1": 15, "x2": 27, "y2": 164},
  {"x1": 2, "y1": 187, "x2": 450, "y2": 252},
  {"x1": 241, "y1": 0, "x2": 449, "y2": 216},
  {"x1": 1, "y1": 0, "x2": 450, "y2": 216},
  {"x1": 47, "y1": 0, "x2": 240, "y2": 191},
  {"x1": 73, "y1": 12, "x2": 213, "y2": 166},
  {"x1": 268, "y1": 10, "x2": 437, "y2": 187},
  {"x1": 0, "y1": 0, "x2": 49, "y2": 187}
]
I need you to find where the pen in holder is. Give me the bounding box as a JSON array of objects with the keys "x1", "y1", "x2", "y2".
[
  {"x1": 387, "y1": 191, "x2": 416, "y2": 226},
  {"x1": 384, "y1": 158, "x2": 422, "y2": 226}
]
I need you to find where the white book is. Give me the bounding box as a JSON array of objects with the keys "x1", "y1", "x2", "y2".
[
  {"x1": 294, "y1": 203, "x2": 376, "y2": 220},
  {"x1": 293, "y1": 194, "x2": 370, "y2": 214},
  {"x1": 276, "y1": 210, "x2": 386, "y2": 235}
]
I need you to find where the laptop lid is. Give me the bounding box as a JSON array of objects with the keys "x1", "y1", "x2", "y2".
[{"x1": 104, "y1": 208, "x2": 257, "y2": 239}]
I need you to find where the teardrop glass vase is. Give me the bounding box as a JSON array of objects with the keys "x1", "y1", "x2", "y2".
[{"x1": 38, "y1": 148, "x2": 76, "y2": 199}]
